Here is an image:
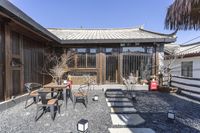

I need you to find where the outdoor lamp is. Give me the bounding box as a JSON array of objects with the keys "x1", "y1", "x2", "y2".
[
  {"x1": 93, "y1": 95, "x2": 99, "y2": 101},
  {"x1": 167, "y1": 110, "x2": 175, "y2": 120},
  {"x1": 77, "y1": 119, "x2": 89, "y2": 132}
]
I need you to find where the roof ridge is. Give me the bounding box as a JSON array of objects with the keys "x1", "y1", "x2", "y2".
[
  {"x1": 47, "y1": 26, "x2": 141, "y2": 30},
  {"x1": 180, "y1": 41, "x2": 200, "y2": 47},
  {"x1": 139, "y1": 28, "x2": 177, "y2": 38}
]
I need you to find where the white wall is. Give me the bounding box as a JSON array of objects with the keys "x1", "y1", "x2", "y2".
[
  {"x1": 164, "y1": 56, "x2": 200, "y2": 99},
  {"x1": 164, "y1": 56, "x2": 200, "y2": 78}
]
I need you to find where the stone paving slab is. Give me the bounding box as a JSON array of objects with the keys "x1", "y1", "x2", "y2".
[
  {"x1": 106, "y1": 95, "x2": 126, "y2": 98},
  {"x1": 111, "y1": 114, "x2": 145, "y2": 126},
  {"x1": 107, "y1": 102, "x2": 133, "y2": 107},
  {"x1": 106, "y1": 94, "x2": 125, "y2": 97},
  {"x1": 110, "y1": 107, "x2": 137, "y2": 113},
  {"x1": 106, "y1": 94, "x2": 125, "y2": 98},
  {"x1": 106, "y1": 98, "x2": 130, "y2": 102},
  {"x1": 105, "y1": 91, "x2": 124, "y2": 95},
  {"x1": 108, "y1": 128, "x2": 155, "y2": 133},
  {"x1": 106, "y1": 89, "x2": 123, "y2": 91}
]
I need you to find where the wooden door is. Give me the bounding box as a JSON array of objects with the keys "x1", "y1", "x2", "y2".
[{"x1": 105, "y1": 48, "x2": 119, "y2": 84}]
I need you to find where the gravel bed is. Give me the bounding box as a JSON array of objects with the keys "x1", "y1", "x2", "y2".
[
  {"x1": 0, "y1": 89, "x2": 200, "y2": 133},
  {"x1": 0, "y1": 90, "x2": 112, "y2": 133},
  {"x1": 130, "y1": 91, "x2": 200, "y2": 133}
]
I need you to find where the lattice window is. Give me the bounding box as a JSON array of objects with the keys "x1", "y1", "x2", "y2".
[{"x1": 181, "y1": 61, "x2": 193, "y2": 77}]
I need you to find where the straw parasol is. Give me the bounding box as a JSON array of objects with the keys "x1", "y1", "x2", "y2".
[{"x1": 165, "y1": 0, "x2": 200, "y2": 30}]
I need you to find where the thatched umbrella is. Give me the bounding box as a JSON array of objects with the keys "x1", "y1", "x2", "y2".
[{"x1": 165, "y1": 0, "x2": 200, "y2": 30}]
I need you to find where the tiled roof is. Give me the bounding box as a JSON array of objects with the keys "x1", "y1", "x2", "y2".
[
  {"x1": 165, "y1": 42, "x2": 200, "y2": 56},
  {"x1": 164, "y1": 43, "x2": 180, "y2": 54},
  {"x1": 179, "y1": 43, "x2": 200, "y2": 55},
  {"x1": 48, "y1": 28, "x2": 176, "y2": 44}
]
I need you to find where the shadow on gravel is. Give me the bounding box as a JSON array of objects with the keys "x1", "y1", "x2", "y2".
[{"x1": 108, "y1": 90, "x2": 200, "y2": 133}]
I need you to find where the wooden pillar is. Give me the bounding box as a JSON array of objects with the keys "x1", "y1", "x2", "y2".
[
  {"x1": 20, "y1": 34, "x2": 24, "y2": 94},
  {"x1": 96, "y1": 47, "x2": 100, "y2": 84},
  {"x1": 118, "y1": 49, "x2": 123, "y2": 84},
  {"x1": 151, "y1": 44, "x2": 156, "y2": 76},
  {"x1": 4, "y1": 23, "x2": 12, "y2": 100},
  {"x1": 99, "y1": 47, "x2": 104, "y2": 84},
  {"x1": 157, "y1": 44, "x2": 164, "y2": 74}
]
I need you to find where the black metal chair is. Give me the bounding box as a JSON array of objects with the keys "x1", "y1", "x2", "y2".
[
  {"x1": 73, "y1": 83, "x2": 90, "y2": 109},
  {"x1": 35, "y1": 90, "x2": 60, "y2": 121},
  {"x1": 24, "y1": 83, "x2": 42, "y2": 108}
]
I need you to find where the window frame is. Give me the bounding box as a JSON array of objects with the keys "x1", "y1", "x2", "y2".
[
  {"x1": 76, "y1": 48, "x2": 97, "y2": 68},
  {"x1": 181, "y1": 61, "x2": 193, "y2": 77}
]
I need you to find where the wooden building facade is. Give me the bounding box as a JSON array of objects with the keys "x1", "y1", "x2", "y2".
[
  {"x1": 0, "y1": 0, "x2": 176, "y2": 102},
  {"x1": 48, "y1": 28, "x2": 176, "y2": 85}
]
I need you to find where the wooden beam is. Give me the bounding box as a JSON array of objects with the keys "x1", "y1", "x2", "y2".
[{"x1": 0, "y1": 12, "x2": 53, "y2": 42}]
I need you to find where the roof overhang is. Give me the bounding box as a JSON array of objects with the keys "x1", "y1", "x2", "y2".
[
  {"x1": 61, "y1": 38, "x2": 176, "y2": 44},
  {"x1": 0, "y1": 0, "x2": 61, "y2": 43}
]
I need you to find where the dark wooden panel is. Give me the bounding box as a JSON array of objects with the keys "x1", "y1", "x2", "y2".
[
  {"x1": 122, "y1": 54, "x2": 152, "y2": 78},
  {"x1": 12, "y1": 70, "x2": 20, "y2": 96},
  {"x1": 4, "y1": 23, "x2": 12, "y2": 100},
  {"x1": 106, "y1": 55, "x2": 118, "y2": 83},
  {"x1": 11, "y1": 31, "x2": 20, "y2": 55},
  {"x1": 23, "y1": 36, "x2": 44, "y2": 89},
  {"x1": 87, "y1": 54, "x2": 96, "y2": 68},
  {"x1": 77, "y1": 54, "x2": 86, "y2": 68},
  {"x1": 0, "y1": 66, "x2": 4, "y2": 101},
  {"x1": 0, "y1": 23, "x2": 4, "y2": 101}
]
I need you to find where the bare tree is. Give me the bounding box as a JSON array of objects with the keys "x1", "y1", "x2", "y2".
[{"x1": 42, "y1": 48, "x2": 76, "y2": 82}]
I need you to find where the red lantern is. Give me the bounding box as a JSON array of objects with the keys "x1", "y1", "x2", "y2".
[{"x1": 149, "y1": 80, "x2": 158, "y2": 91}]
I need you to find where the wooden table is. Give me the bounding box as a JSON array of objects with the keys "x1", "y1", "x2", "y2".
[{"x1": 43, "y1": 82, "x2": 71, "y2": 109}]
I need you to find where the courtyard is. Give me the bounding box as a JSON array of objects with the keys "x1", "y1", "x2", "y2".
[{"x1": 0, "y1": 87, "x2": 200, "y2": 133}]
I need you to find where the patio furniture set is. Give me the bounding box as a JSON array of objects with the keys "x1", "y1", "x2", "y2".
[{"x1": 24, "y1": 80, "x2": 93, "y2": 121}]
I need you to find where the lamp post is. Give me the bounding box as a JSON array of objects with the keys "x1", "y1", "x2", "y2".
[{"x1": 77, "y1": 119, "x2": 89, "y2": 133}]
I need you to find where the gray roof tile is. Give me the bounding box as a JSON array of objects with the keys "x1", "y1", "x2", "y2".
[
  {"x1": 48, "y1": 28, "x2": 175, "y2": 42},
  {"x1": 165, "y1": 43, "x2": 200, "y2": 55}
]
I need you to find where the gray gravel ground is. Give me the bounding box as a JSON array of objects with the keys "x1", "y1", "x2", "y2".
[
  {"x1": 0, "y1": 90, "x2": 111, "y2": 133},
  {"x1": 130, "y1": 91, "x2": 200, "y2": 133},
  {"x1": 0, "y1": 89, "x2": 200, "y2": 133}
]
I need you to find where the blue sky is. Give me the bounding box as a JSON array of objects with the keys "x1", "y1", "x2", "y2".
[{"x1": 9, "y1": 0, "x2": 200, "y2": 44}]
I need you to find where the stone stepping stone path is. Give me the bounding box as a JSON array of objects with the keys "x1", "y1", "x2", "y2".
[
  {"x1": 108, "y1": 128, "x2": 155, "y2": 133},
  {"x1": 110, "y1": 107, "x2": 137, "y2": 113},
  {"x1": 106, "y1": 95, "x2": 126, "y2": 98},
  {"x1": 105, "y1": 89, "x2": 155, "y2": 133},
  {"x1": 105, "y1": 89, "x2": 126, "y2": 98},
  {"x1": 107, "y1": 101, "x2": 134, "y2": 107},
  {"x1": 105, "y1": 91, "x2": 124, "y2": 95},
  {"x1": 106, "y1": 98, "x2": 130, "y2": 102},
  {"x1": 110, "y1": 114, "x2": 145, "y2": 126}
]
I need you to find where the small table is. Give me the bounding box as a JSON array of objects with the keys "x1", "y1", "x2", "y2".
[{"x1": 43, "y1": 82, "x2": 71, "y2": 109}]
